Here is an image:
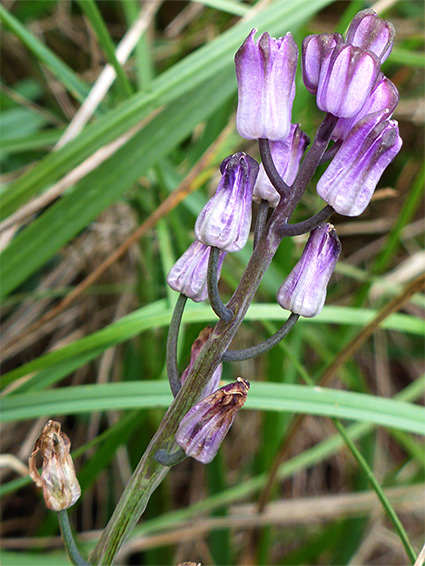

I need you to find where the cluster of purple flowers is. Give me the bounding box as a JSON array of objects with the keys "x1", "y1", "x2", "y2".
[{"x1": 164, "y1": 10, "x2": 402, "y2": 465}]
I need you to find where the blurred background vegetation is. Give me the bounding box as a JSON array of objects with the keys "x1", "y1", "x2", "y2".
[{"x1": 0, "y1": 0, "x2": 424, "y2": 565}]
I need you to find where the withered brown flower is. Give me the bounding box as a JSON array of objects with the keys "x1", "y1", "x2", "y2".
[
  {"x1": 176, "y1": 377, "x2": 250, "y2": 464},
  {"x1": 29, "y1": 420, "x2": 81, "y2": 511}
]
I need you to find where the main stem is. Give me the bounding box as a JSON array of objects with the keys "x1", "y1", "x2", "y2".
[
  {"x1": 90, "y1": 223, "x2": 279, "y2": 565},
  {"x1": 90, "y1": 114, "x2": 337, "y2": 565}
]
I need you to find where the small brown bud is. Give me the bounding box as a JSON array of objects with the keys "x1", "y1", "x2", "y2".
[{"x1": 29, "y1": 420, "x2": 81, "y2": 511}]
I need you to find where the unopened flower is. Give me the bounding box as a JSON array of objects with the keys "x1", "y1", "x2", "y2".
[
  {"x1": 181, "y1": 326, "x2": 222, "y2": 399},
  {"x1": 317, "y1": 111, "x2": 402, "y2": 216},
  {"x1": 235, "y1": 29, "x2": 298, "y2": 140},
  {"x1": 253, "y1": 124, "x2": 309, "y2": 207},
  {"x1": 277, "y1": 224, "x2": 341, "y2": 318},
  {"x1": 195, "y1": 153, "x2": 258, "y2": 252},
  {"x1": 332, "y1": 74, "x2": 399, "y2": 141},
  {"x1": 316, "y1": 43, "x2": 380, "y2": 119},
  {"x1": 176, "y1": 377, "x2": 250, "y2": 464},
  {"x1": 346, "y1": 9, "x2": 395, "y2": 63},
  {"x1": 301, "y1": 33, "x2": 343, "y2": 95},
  {"x1": 29, "y1": 420, "x2": 81, "y2": 511},
  {"x1": 167, "y1": 241, "x2": 226, "y2": 302}
]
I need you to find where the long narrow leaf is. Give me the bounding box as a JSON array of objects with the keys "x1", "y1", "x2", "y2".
[
  {"x1": 0, "y1": 5, "x2": 89, "y2": 102},
  {"x1": 2, "y1": 382, "x2": 424, "y2": 436},
  {"x1": 77, "y1": 0, "x2": 133, "y2": 97},
  {"x1": 0, "y1": 69, "x2": 236, "y2": 298},
  {"x1": 2, "y1": 302, "x2": 423, "y2": 389},
  {"x1": 0, "y1": 0, "x2": 332, "y2": 218}
]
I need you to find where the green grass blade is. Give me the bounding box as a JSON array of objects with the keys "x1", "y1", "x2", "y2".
[
  {"x1": 193, "y1": 0, "x2": 249, "y2": 16},
  {"x1": 0, "y1": 69, "x2": 236, "y2": 298},
  {"x1": 373, "y1": 163, "x2": 425, "y2": 274},
  {"x1": 333, "y1": 419, "x2": 417, "y2": 563},
  {"x1": 387, "y1": 48, "x2": 425, "y2": 68},
  {"x1": 77, "y1": 0, "x2": 133, "y2": 97},
  {"x1": 0, "y1": 0, "x2": 332, "y2": 219},
  {"x1": 0, "y1": 128, "x2": 65, "y2": 155},
  {"x1": 2, "y1": 303, "x2": 423, "y2": 389},
  {"x1": 0, "y1": 5, "x2": 89, "y2": 102},
  {"x1": 2, "y1": 381, "x2": 424, "y2": 435}
]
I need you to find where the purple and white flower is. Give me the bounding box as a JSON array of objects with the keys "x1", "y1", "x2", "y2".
[
  {"x1": 167, "y1": 241, "x2": 226, "y2": 302},
  {"x1": 235, "y1": 29, "x2": 298, "y2": 140},
  {"x1": 317, "y1": 111, "x2": 402, "y2": 216},
  {"x1": 176, "y1": 377, "x2": 250, "y2": 464},
  {"x1": 195, "y1": 152, "x2": 258, "y2": 252},
  {"x1": 277, "y1": 224, "x2": 341, "y2": 318},
  {"x1": 346, "y1": 8, "x2": 395, "y2": 63}
]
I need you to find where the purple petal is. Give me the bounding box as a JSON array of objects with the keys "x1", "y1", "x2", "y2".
[
  {"x1": 195, "y1": 152, "x2": 258, "y2": 252},
  {"x1": 235, "y1": 30, "x2": 298, "y2": 140},
  {"x1": 317, "y1": 112, "x2": 402, "y2": 216},
  {"x1": 277, "y1": 224, "x2": 341, "y2": 318}
]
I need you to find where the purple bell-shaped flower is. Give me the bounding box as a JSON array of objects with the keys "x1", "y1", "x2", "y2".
[
  {"x1": 316, "y1": 43, "x2": 381, "y2": 119},
  {"x1": 195, "y1": 152, "x2": 258, "y2": 252},
  {"x1": 167, "y1": 241, "x2": 226, "y2": 302},
  {"x1": 235, "y1": 29, "x2": 298, "y2": 141},
  {"x1": 301, "y1": 33, "x2": 343, "y2": 95},
  {"x1": 277, "y1": 224, "x2": 341, "y2": 318},
  {"x1": 346, "y1": 8, "x2": 395, "y2": 63},
  {"x1": 176, "y1": 377, "x2": 250, "y2": 464},
  {"x1": 332, "y1": 74, "x2": 399, "y2": 141},
  {"x1": 253, "y1": 124, "x2": 309, "y2": 207},
  {"x1": 317, "y1": 110, "x2": 402, "y2": 216}
]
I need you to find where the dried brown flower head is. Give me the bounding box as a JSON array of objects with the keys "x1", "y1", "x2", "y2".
[{"x1": 29, "y1": 420, "x2": 81, "y2": 511}]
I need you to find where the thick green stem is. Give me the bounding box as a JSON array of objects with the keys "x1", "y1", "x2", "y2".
[{"x1": 90, "y1": 217, "x2": 280, "y2": 565}]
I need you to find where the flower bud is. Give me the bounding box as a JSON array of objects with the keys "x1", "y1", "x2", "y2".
[
  {"x1": 181, "y1": 326, "x2": 222, "y2": 399},
  {"x1": 235, "y1": 29, "x2": 298, "y2": 140},
  {"x1": 332, "y1": 74, "x2": 399, "y2": 141},
  {"x1": 316, "y1": 43, "x2": 380, "y2": 118},
  {"x1": 301, "y1": 33, "x2": 344, "y2": 95},
  {"x1": 346, "y1": 9, "x2": 395, "y2": 63},
  {"x1": 253, "y1": 124, "x2": 309, "y2": 207},
  {"x1": 29, "y1": 420, "x2": 81, "y2": 511},
  {"x1": 277, "y1": 224, "x2": 341, "y2": 318},
  {"x1": 317, "y1": 111, "x2": 402, "y2": 216},
  {"x1": 176, "y1": 377, "x2": 250, "y2": 464},
  {"x1": 167, "y1": 241, "x2": 226, "y2": 302},
  {"x1": 195, "y1": 153, "x2": 258, "y2": 252}
]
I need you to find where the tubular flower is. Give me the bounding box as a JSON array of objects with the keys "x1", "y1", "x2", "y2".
[
  {"x1": 29, "y1": 420, "x2": 81, "y2": 511},
  {"x1": 332, "y1": 74, "x2": 399, "y2": 141},
  {"x1": 346, "y1": 8, "x2": 395, "y2": 63},
  {"x1": 316, "y1": 43, "x2": 381, "y2": 119},
  {"x1": 180, "y1": 326, "x2": 222, "y2": 399},
  {"x1": 176, "y1": 377, "x2": 250, "y2": 464},
  {"x1": 253, "y1": 124, "x2": 309, "y2": 207},
  {"x1": 195, "y1": 152, "x2": 259, "y2": 252},
  {"x1": 277, "y1": 224, "x2": 341, "y2": 318},
  {"x1": 301, "y1": 33, "x2": 343, "y2": 95},
  {"x1": 317, "y1": 110, "x2": 402, "y2": 216},
  {"x1": 167, "y1": 241, "x2": 226, "y2": 302},
  {"x1": 235, "y1": 29, "x2": 298, "y2": 140}
]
